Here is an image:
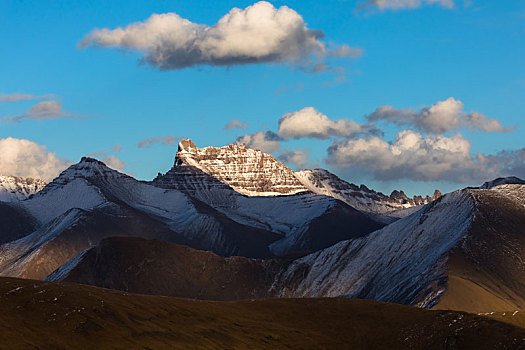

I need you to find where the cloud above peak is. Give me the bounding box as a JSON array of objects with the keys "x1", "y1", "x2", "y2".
[
  {"x1": 367, "y1": 97, "x2": 513, "y2": 134},
  {"x1": 79, "y1": 1, "x2": 355, "y2": 71},
  {"x1": 278, "y1": 107, "x2": 377, "y2": 139}
]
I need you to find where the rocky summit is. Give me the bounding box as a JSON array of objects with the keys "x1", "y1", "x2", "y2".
[{"x1": 156, "y1": 138, "x2": 308, "y2": 196}]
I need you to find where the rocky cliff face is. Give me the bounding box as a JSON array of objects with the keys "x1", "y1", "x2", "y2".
[
  {"x1": 156, "y1": 139, "x2": 308, "y2": 196},
  {"x1": 0, "y1": 176, "x2": 47, "y2": 202}
]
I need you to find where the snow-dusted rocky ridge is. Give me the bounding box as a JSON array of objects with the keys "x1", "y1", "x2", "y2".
[
  {"x1": 49, "y1": 183, "x2": 525, "y2": 313},
  {"x1": 296, "y1": 169, "x2": 442, "y2": 214},
  {"x1": 0, "y1": 176, "x2": 46, "y2": 202}
]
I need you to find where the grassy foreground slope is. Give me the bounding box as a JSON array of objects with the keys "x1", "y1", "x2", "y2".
[{"x1": 0, "y1": 278, "x2": 524, "y2": 349}]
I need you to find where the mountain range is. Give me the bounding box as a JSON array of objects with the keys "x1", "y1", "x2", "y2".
[{"x1": 0, "y1": 138, "x2": 524, "y2": 317}]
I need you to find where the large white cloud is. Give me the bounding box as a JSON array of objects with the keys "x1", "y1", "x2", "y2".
[
  {"x1": 327, "y1": 130, "x2": 525, "y2": 183},
  {"x1": 367, "y1": 97, "x2": 512, "y2": 134},
  {"x1": 358, "y1": 0, "x2": 454, "y2": 11},
  {"x1": 79, "y1": 2, "x2": 354, "y2": 70},
  {"x1": 278, "y1": 107, "x2": 375, "y2": 139},
  {"x1": 0, "y1": 137, "x2": 70, "y2": 181},
  {"x1": 236, "y1": 131, "x2": 281, "y2": 153}
]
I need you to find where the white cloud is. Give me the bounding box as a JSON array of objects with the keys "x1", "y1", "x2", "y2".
[
  {"x1": 79, "y1": 2, "x2": 351, "y2": 70},
  {"x1": 278, "y1": 149, "x2": 309, "y2": 168},
  {"x1": 357, "y1": 0, "x2": 454, "y2": 11},
  {"x1": 138, "y1": 135, "x2": 183, "y2": 148},
  {"x1": 328, "y1": 44, "x2": 363, "y2": 58},
  {"x1": 0, "y1": 93, "x2": 55, "y2": 102},
  {"x1": 236, "y1": 131, "x2": 281, "y2": 153},
  {"x1": 367, "y1": 97, "x2": 512, "y2": 134},
  {"x1": 0, "y1": 137, "x2": 70, "y2": 181},
  {"x1": 224, "y1": 118, "x2": 249, "y2": 130},
  {"x1": 278, "y1": 107, "x2": 375, "y2": 139},
  {"x1": 327, "y1": 130, "x2": 525, "y2": 183}
]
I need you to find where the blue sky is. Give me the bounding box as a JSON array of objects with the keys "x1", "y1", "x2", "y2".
[{"x1": 1, "y1": 0, "x2": 524, "y2": 196}]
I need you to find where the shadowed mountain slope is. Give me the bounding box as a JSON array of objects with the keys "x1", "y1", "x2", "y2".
[{"x1": 48, "y1": 236, "x2": 287, "y2": 300}]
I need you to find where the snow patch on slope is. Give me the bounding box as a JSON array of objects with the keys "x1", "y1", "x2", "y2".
[{"x1": 22, "y1": 178, "x2": 107, "y2": 225}]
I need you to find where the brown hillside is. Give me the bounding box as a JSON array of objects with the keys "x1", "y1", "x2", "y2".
[{"x1": 0, "y1": 277, "x2": 524, "y2": 349}]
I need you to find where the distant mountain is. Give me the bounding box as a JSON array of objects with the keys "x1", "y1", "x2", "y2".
[
  {"x1": 158, "y1": 139, "x2": 439, "y2": 216},
  {"x1": 0, "y1": 175, "x2": 46, "y2": 202},
  {"x1": 296, "y1": 168, "x2": 442, "y2": 214}
]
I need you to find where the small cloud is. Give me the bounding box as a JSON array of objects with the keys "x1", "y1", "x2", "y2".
[
  {"x1": 137, "y1": 135, "x2": 183, "y2": 148},
  {"x1": 278, "y1": 107, "x2": 377, "y2": 140},
  {"x1": 0, "y1": 93, "x2": 55, "y2": 103},
  {"x1": 224, "y1": 119, "x2": 249, "y2": 131},
  {"x1": 236, "y1": 131, "x2": 281, "y2": 153},
  {"x1": 112, "y1": 144, "x2": 123, "y2": 152},
  {"x1": 356, "y1": 0, "x2": 455, "y2": 12},
  {"x1": 278, "y1": 149, "x2": 310, "y2": 169},
  {"x1": 328, "y1": 44, "x2": 363, "y2": 58},
  {"x1": 3, "y1": 100, "x2": 85, "y2": 123}
]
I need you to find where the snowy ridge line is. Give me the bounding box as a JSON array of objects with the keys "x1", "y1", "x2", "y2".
[{"x1": 271, "y1": 190, "x2": 475, "y2": 307}]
